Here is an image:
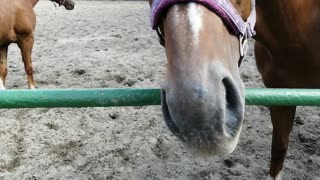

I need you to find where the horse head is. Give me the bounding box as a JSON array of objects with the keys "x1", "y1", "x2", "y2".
[
  {"x1": 150, "y1": 0, "x2": 256, "y2": 155},
  {"x1": 51, "y1": 0, "x2": 75, "y2": 10}
]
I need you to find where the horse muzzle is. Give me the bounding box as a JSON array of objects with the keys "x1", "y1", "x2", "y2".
[
  {"x1": 64, "y1": 0, "x2": 75, "y2": 10},
  {"x1": 161, "y1": 64, "x2": 245, "y2": 155}
]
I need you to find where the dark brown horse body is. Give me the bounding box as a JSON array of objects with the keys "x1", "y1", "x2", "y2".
[
  {"x1": 255, "y1": 0, "x2": 320, "y2": 178},
  {"x1": 0, "y1": 0, "x2": 74, "y2": 89},
  {"x1": 149, "y1": 0, "x2": 320, "y2": 179}
]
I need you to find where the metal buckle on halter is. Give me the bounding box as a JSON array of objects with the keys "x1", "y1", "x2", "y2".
[
  {"x1": 238, "y1": 32, "x2": 248, "y2": 66},
  {"x1": 239, "y1": 33, "x2": 248, "y2": 58}
]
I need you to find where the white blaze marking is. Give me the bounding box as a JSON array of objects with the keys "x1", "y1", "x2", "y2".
[
  {"x1": 188, "y1": 3, "x2": 203, "y2": 45},
  {"x1": 172, "y1": 6, "x2": 180, "y2": 25}
]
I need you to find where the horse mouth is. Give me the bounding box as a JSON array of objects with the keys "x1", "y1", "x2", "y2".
[
  {"x1": 160, "y1": 79, "x2": 244, "y2": 155},
  {"x1": 63, "y1": 0, "x2": 75, "y2": 10},
  {"x1": 64, "y1": 4, "x2": 75, "y2": 10}
]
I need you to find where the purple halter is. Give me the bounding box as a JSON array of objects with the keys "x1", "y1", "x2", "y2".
[
  {"x1": 151, "y1": 0, "x2": 256, "y2": 37},
  {"x1": 150, "y1": 0, "x2": 256, "y2": 65}
]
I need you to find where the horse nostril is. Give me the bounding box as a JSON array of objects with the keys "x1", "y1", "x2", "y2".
[
  {"x1": 161, "y1": 89, "x2": 182, "y2": 137},
  {"x1": 222, "y1": 77, "x2": 243, "y2": 137},
  {"x1": 222, "y1": 78, "x2": 239, "y2": 112}
]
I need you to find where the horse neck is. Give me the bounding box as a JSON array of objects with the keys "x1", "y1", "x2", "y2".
[
  {"x1": 29, "y1": 0, "x2": 40, "y2": 7},
  {"x1": 255, "y1": 0, "x2": 299, "y2": 43},
  {"x1": 255, "y1": 0, "x2": 320, "y2": 54}
]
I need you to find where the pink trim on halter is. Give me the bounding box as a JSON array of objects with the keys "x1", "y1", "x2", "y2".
[{"x1": 150, "y1": 0, "x2": 256, "y2": 38}]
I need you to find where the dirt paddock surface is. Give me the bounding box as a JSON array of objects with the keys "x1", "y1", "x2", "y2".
[{"x1": 0, "y1": 1, "x2": 319, "y2": 180}]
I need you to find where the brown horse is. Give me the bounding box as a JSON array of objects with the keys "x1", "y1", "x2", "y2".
[
  {"x1": 0, "y1": 0, "x2": 74, "y2": 89},
  {"x1": 149, "y1": 0, "x2": 320, "y2": 179},
  {"x1": 255, "y1": 0, "x2": 320, "y2": 179}
]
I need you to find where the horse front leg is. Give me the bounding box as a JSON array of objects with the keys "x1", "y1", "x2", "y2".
[
  {"x1": 18, "y1": 34, "x2": 36, "y2": 89},
  {"x1": 269, "y1": 106, "x2": 296, "y2": 180},
  {"x1": 0, "y1": 46, "x2": 8, "y2": 89}
]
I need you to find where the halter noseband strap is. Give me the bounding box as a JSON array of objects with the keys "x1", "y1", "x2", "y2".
[{"x1": 151, "y1": 0, "x2": 256, "y2": 66}]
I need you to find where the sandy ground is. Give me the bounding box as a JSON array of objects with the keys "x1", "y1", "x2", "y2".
[{"x1": 0, "y1": 1, "x2": 319, "y2": 180}]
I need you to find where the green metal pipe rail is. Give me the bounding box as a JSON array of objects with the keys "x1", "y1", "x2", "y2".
[{"x1": 0, "y1": 88, "x2": 320, "y2": 109}]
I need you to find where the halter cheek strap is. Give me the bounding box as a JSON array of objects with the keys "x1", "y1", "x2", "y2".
[{"x1": 156, "y1": 27, "x2": 165, "y2": 46}]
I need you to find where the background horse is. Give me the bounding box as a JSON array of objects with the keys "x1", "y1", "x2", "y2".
[
  {"x1": 149, "y1": 0, "x2": 320, "y2": 179},
  {"x1": 255, "y1": 0, "x2": 320, "y2": 179},
  {"x1": 0, "y1": 0, "x2": 74, "y2": 89}
]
